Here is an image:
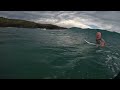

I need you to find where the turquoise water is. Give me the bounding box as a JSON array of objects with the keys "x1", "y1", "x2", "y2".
[{"x1": 0, "y1": 27, "x2": 120, "y2": 79}]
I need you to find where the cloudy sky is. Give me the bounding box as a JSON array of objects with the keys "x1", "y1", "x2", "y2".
[{"x1": 0, "y1": 11, "x2": 120, "y2": 33}]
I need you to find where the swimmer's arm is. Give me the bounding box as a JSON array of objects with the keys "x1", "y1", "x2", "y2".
[
  {"x1": 102, "y1": 39, "x2": 106, "y2": 45},
  {"x1": 100, "y1": 39, "x2": 106, "y2": 47}
]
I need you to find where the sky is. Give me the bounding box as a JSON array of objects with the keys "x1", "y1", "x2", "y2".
[{"x1": 0, "y1": 11, "x2": 120, "y2": 33}]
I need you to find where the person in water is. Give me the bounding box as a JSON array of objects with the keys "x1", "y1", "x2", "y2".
[{"x1": 96, "y1": 32, "x2": 106, "y2": 47}]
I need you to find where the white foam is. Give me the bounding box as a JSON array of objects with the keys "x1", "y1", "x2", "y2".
[
  {"x1": 84, "y1": 39, "x2": 96, "y2": 46},
  {"x1": 104, "y1": 51, "x2": 111, "y2": 53},
  {"x1": 96, "y1": 50, "x2": 103, "y2": 53},
  {"x1": 111, "y1": 67, "x2": 115, "y2": 73}
]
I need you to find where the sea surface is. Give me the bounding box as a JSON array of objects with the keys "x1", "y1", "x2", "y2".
[{"x1": 0, "y1": 27, "x2": 120, "y2": 79}]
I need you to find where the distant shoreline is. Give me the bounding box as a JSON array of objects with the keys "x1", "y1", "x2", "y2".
[{"x1": 0, "y1": 17, "x2": 67, "y2": 29}]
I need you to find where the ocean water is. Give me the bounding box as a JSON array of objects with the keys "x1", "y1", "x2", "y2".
[{"x1": 0, "y1": 27, "x2": 120, "y2": 79}]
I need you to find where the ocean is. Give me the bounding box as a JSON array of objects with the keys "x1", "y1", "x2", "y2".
[{"x1": 0, "y1": 27, "x2": 120, "y2": 79}]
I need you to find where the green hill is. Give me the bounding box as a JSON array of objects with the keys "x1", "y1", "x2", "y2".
[{"x1": 0, "y1": 17, "x2": 67, "y2": 29}]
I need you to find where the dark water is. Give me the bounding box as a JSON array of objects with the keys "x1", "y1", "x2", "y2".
[{"x1": 0, "y1": 27, "x2": 120, "y2": 79}]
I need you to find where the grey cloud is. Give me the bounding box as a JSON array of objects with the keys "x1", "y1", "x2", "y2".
[{"x1": 0, "y1": 11, "x2": 120, "y2": 33}]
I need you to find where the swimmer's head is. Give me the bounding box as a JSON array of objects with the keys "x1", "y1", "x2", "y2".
[{"x1": 96, "y1": 32, "x2": 102, "y2": 40}]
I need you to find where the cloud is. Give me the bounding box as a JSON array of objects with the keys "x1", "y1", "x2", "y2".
[
  {"x1": 0, "y1": 11, "x2": 120, "y2": 33},
  {"x1": 56, "y1": 20, "x2": 91, "y2": 28}
]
